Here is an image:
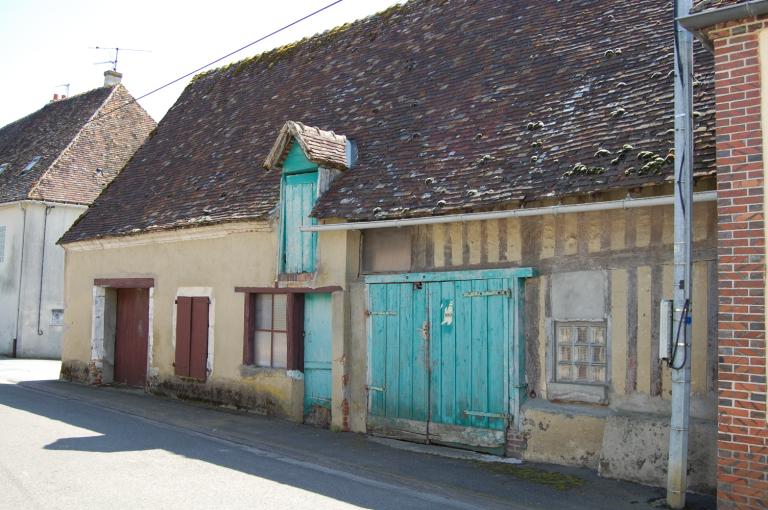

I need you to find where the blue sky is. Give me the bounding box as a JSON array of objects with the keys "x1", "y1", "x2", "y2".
[{"x1": 0, "y1": 0, "x2": 402, "y2": 127}]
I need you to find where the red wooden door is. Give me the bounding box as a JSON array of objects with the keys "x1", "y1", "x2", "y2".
[{"x1": 114, "y1": 288, "x2": 150, "y2": 387}]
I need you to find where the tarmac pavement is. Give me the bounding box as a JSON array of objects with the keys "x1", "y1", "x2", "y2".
[{"x1": 0, "y1": 358, "x2": 716, "y2": 509}]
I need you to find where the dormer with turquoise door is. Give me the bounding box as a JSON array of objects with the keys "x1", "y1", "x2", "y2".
[{"x1": 263, "y1": 121, "x2": 355, "y2": 276}]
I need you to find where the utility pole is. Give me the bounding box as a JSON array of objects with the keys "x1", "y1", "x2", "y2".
[{"x1": 667, "y1": 0, "x2": 694, "y2": 507}]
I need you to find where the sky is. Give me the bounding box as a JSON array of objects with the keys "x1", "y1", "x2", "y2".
[{"x1": 0, "y1": 0, "x2": 402, "y2": 127}]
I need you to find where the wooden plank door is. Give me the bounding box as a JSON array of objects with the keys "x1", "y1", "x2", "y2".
[
  {"x1": 282, "y1": 172, "x2": 317, "y2": 274},
  {"x1": 303, "y1": 293, "x2": 333, "y2": 427},
  {"x1": 114, "y1": 288, "x2": 150, "y2": 387},
  {"x1": 367, "y1": 277, "x2": 512, "y2": 453},
  {"x1": 426, "y1": 278, "x2": 510, "y2": 453},
  {"x1": 367, "y1": 282, "x2": 429, "y2": 442}
]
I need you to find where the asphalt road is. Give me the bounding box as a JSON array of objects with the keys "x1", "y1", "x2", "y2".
[
  {"x1": 0, "y1": 360, "x2": 716, "y2": 510},
  {"x1": 0, "y1": 382, "x2": 467, "y2": 509}
]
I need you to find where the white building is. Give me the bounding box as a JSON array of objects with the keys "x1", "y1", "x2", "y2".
[{"x1": 0, "y1": 72, "x2": 155, "y2": 358}]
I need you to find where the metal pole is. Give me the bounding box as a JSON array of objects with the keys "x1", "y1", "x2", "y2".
[{"x1": 668, "y1": 0, "x2": 694, "y2": 507}]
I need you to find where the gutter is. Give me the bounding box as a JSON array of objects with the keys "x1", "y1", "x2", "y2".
[
  {"x1": 678, "y1": 0, "x2": 768, "y2": 50},
  {"x1": 13, "y1": 203, "x2": 28, "y2": 358},
  {"x1": 301, "y1": 191, "x2": 717, "y2": 232}
]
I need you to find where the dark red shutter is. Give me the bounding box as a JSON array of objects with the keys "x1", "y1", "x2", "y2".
[
  {"x1": 243, "y1": 294, "x2": 255, "y2": 365},
  {"x1": 175, "y1": 297, "x2": 192, "y2": 377},
  {"x1": 286, "y1": 293, "x2": 305, "y2": 371},
  {"x1": 190, "y1": 297, "x2": 210, "y2": 380}
]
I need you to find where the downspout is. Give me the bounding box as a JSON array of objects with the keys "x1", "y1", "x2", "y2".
[
  {"x1": 36, "y1": 205, "x2": 54, "y2": 335},
  {"x1": 13, "y1": 203, "x2": 28, "y2": 358}
]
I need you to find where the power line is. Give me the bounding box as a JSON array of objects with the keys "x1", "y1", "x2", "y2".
[{"x1": 91, "y1": 0, "x2": 345, "y2": 124}]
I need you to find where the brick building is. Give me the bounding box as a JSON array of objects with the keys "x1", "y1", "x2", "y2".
[{"x1": 682, "y1": 1, "x2": 768, "y2": 508}]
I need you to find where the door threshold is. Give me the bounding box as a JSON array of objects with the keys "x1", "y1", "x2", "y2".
[{"x1": 368, "y1": 436, "x2": 523, "y2": 465}]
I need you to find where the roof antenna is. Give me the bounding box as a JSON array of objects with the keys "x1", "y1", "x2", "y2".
[
  {"x1": 55, "y1": 83, "x2": 70, "y2": 96},
  {"x1": 91, "y1": 46, "x2": 151, "y2": 72}
]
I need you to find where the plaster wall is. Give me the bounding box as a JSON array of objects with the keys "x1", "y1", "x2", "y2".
[
  {"x1": 0, "y1": 201, "x2": 85, "y2": 358},
  {"x1": 354, "y1": 192, "x2": 718, "y2": 490},
  {"x1": 61, "y1": 221, "x2": 357, "y2": 423}
]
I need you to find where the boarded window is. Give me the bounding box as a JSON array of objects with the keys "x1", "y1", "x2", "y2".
[
  {"x1": 175, "y1": 296, "x2": 210, "y2": 380},
  {"x1": 243, "y1": 293, "x2": 304, "y2": 370},
  {"x1": 0, "y1": 226, "x2": 5, "y2": 263},
  {"x1": 555, "y1": 321, "x2": 607, "y2": 385}
]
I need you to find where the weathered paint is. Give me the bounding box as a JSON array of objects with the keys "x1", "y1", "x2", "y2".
[
  {"x1": 282, "y1": 141, "x2": 318, "y2": 174},
  {"x1": 367, "y1": 271, "x2": 526, "y2": 453},
  {"x1": 636, "y1": 266, "x2": 652, "y2": 394},
  {"x1": 303, "y1": 293, "x2": 333, "y2": 426},
  {"x1": 282, "y1": 172, "x2": 318, "y2": 274},
  {"x1": 114, "y1": 287, "x2": 150, "y2": 387},
  {"x1": 353, "y1": 197, "x2": 717, "y2": 489}
]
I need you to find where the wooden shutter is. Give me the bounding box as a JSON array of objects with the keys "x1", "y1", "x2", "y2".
[
  {"x1": 190, "y1": 297, "x2": 210, "y2": 380},
  {"x1": 175, "y1": 296, "x2": 209, "y2": 380},
  {"x1": 175, "y1": 297, "x2": 192, "y2": 377},
  {"x1": 286, "y1": 293, "x2": 305, "y2": 371}
]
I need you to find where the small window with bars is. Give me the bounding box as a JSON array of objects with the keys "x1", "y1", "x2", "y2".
[{"x1": 555, "y1": 321, "x2": 607, "y2": 385}]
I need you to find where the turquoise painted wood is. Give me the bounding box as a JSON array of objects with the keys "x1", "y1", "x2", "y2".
[
  {"x1": 282, "y1": 172, "x2": 318, "y2": 273},
  {"x1": 427, "y1": 279, "x2": 508, "y2": 432},
  {"x1": 368, "y1": 283, "x2": 429, "y2": 424},
  {"x1": 364, "y1": 268, "x2": 536, "y2": 284},
  {"x1": 304, "y1": 293, "x2": 333, "y2": 423},
  {"x1": 282, "y1": 141, "x2": 318, "y2": 174},
  {"x1": 368, "y1": 272, "x2": 518, "y2": 450}
]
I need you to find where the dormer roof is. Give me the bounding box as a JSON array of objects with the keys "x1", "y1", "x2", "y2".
[{"x1": 264, "y1": 121, "x2": 350, "y2": 171}]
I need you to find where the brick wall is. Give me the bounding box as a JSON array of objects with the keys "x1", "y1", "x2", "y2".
[{"x1": 708, "y1": 18, "x2": 768, "y2": 509}]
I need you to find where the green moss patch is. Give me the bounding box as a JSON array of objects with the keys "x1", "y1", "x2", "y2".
[{"x1": 477, "y1": 463, "x2": 586, "y2": 491}]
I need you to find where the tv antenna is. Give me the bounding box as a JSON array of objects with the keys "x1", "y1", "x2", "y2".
[
  {"x1": 55, "y1": 83, "x2": 70, "y2": 96},
  {"x1": 91, "y1": 46, "x2": 150, "y2": 72}
]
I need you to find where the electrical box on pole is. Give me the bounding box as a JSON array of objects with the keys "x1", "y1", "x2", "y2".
[{"x1": 659, "y1": 299, "x2": 674, "y2": 361}]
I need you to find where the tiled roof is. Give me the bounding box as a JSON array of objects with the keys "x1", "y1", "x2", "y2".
[
  {"x1": 691, "y1": 0, "x2": 748, "y2": 13},
  {"x1": 0, "y1": 85, "x2": 155, "y2": 206},
  {"x1": 264, "y1": 121, "x2": 350, "y2": 171},
  {"x1": 61, "y1": 0, "x2": 716, "y2": 243}
]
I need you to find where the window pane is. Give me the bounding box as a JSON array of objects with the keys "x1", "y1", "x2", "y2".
[
  {"x1": 558, "y1": 325, "x2": 573, "y2": 343},
  {"x1": 557, "y1": 364, "x2": 572, "y2": 381},
  {"x1": 255, "y1": 295, "x2": 273, "y2": 330},
  {"x1": 591, "y1": 346, "x2": 605, "y2": 363},
  {"x1": 254, "y1": 331, "x2": 272, "y2": 367},
  {"x1": 273, "y1": 294, "x2": 288, "y2": 331},
  {"x1": 590, "y1": 365, "x2": 606, "y2": 383},
  {"x1": 592, "y1": 326, "x2": 606, "y2": 345},
  {"x1": 576, "y1": 364, "x2": 588, "y2": 381},
  {"x1": 558, "y1": 345, "x2": 572, "y2": 362},
  {"x1": 574, "y1": 346, "x2": 589, "y2": 363},
  {"x1": 272, "y1": 332, "x2": 288, "y2": 368},
  {"x1": 576, "y1": 327, "x2": 588, "y2": 343}
]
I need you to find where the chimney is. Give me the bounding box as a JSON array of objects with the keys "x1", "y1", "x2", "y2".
[
  {"x1": 52, "y1": 94, "x2": 59, "y2": 101},
  {"x1": 104, "y1": 69, "x2": 123, "y2": 87}
]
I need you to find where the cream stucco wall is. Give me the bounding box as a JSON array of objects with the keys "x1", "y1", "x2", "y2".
[{"x1": 62, "y1": 221, "x2": 357, "y2": 423}]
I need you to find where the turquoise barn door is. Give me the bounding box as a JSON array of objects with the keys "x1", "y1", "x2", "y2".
[
  {"x1": 282, "y1": 172, "x2": 317, "y2": 274},
  {"x1": 304, "y1": 293, "x2": 333, "y2": 427},
  {"x1": 427, "y1": 278, "x2": 509, "y2": 453},
  {"x1": 366, "y1": 269, "x2": 531, "y2": 454},
  {"x1": 367, "y1": 282, "x2": 429, "y2": 442}
]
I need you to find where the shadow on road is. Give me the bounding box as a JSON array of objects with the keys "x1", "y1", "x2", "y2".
[{"x1": 0, "y1": 379, "x2": 717, "y2": 510}]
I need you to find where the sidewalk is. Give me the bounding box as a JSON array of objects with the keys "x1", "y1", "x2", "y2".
[{"x1": 0, "y1": 358, "x2": 716, "y2": 510}]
